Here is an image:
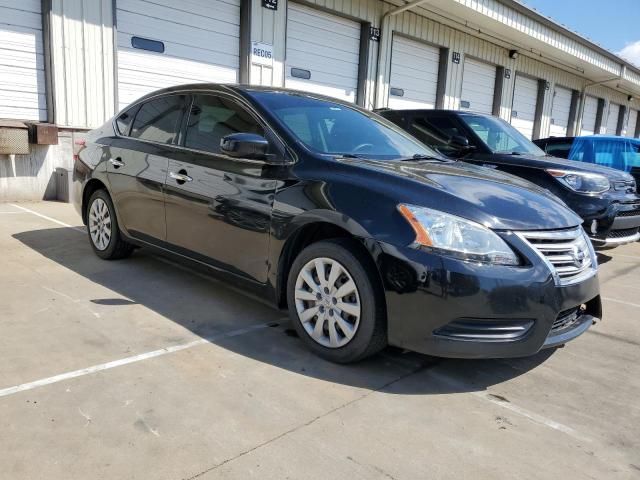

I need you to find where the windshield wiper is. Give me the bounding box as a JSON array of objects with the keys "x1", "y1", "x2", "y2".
[
  {"x1": 333, "y1": 153, "x2": 363, "y2": 159},
  {"x1": 397, "y1": 153, "x2": 448, "y2": 162}
]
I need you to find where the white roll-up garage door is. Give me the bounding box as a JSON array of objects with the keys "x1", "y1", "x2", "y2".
[
  {"x1": 549, "y1": 86, "x2": 572, "y2": 137},
  {"x1": 510, "y1": 75, "x2": 538, "y2": 139},
  {"x1": 581, "y1": 96, "x2": 598, "y2": 135},
  {"x1": 0, "y1": 1, "x2": 46, "y2": 121},
  {"x1": 459, "y1": 58, "x2": 496, "y2": 115},
  {"x1": 116, "y1": 0, "x2": 240, "y2": 110},
  {"x1": 388, "y1": 36, "x2": 439, "y2": 109},
  {"x1": 285, "y1": 3, "x2": 360, "y2": 103},
  {"x1": 606, "y1": 102, "x2": 620, "y2": 135},
  {"x1": 626, "y1": 109, "x2": 638, "y2": 138}
]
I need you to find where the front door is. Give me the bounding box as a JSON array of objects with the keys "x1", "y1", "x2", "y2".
[{"x1": 164, "y1": 93, "x2": 279, "y2": 283}]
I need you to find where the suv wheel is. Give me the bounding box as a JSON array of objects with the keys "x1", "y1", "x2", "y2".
[
  {"x1": 86, "y1": 189, "x2": 134, "y2": 260},
  {"x1": 287, "y1": 239, "x2": 387, "y2": 363}
]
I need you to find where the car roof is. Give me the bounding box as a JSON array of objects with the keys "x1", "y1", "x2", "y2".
[
  {"x1": 537, "y1": 135, "x2": 640, "y2": 143},
  {"x1": 125, "y1": 83, "x2": 360, "y2": 111}
]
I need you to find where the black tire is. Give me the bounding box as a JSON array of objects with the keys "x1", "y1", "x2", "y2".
[
  {"x1": 86, "y1": 189, "x2": 134, "y2": 260},
  {"x1": 286, "y1": 238, "x2": 387, "y2": 363}
]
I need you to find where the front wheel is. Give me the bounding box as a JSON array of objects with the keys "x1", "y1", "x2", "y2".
[
  {"x1": 286, "y1": 239, "x2": 387, "y2": 363},
  {"x1": 86, "y1": 189, "x2": 134, "y2": 260}
]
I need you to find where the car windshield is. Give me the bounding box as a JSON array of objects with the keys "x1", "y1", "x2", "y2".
[
  {"x1": 248, "y1": 91, "x2": 441, "y2": 160},
  {"x1": 460, "y1": 114, "x2": 546, "y2": 156},
  {"x1": 567, "y1": 137, "x2": 640, "y2": 172}
]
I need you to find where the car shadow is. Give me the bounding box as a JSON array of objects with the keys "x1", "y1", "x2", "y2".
[
  {"x1": 13, "y1": 226, "x2": 557, "y2": 396},
  {"x1": 597, "y1": 252, "x2": 613, "y2": 265}
]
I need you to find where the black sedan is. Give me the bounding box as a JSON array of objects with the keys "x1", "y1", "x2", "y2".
[
  {"x1": 379, "y1": 109, "x2": 640, "y2": 247},
  {"x1": 73, "y1": 85, "x2": 601, "y2": 362}
]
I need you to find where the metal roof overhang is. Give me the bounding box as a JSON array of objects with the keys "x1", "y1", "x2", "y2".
[{"x1": 389, "y1": 0, "x2": 640, "y2": 99}]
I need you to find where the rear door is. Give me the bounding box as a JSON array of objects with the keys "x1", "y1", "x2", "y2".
[
  {"x1": 581, "y1": 96, "x2": 598, "y2": 135},
  {"x1": 115, "y1": 0, "x2": 240, "y2": 110},
  {"x1": 388, "y1": 36, "x2": 439, "y2": 109},
  {"x1": 510, "y1": 75, "x2": 538, "y2": 139},
  {"x1": 626, "y1": 109, "x2": 638, "y2": 138},
  {"x1": 550, "y1": 86, "x2": 572, "y2": 137},
  {"x1": 459, "y1": 58, "x2": 496, "y2": 115},
  {"x1": 107, "y1": 93, "x2": 188, "y2": 241},
  {"x1": 606, "y1": 102, "x2": 621, "y2": 135},
  {"x1": 163, "y1": 93, "x2": 278, "y2": 283},
  {"x1": 285, "y1": 3, "x2": 361, "y2": 103}
]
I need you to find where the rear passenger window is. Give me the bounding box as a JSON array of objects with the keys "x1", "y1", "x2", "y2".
[
  {"x1": 185, "y1": 95, "x2": 264, "y2": 154},
  {"x1": 545, "y1": 143, "x2": 572, "y2": 159},
  {"x1": 115, "y1": 106, "x2": 138, "y2": 136},
  {"x1": 130, "y1": 95, "x2": 186, "y2": 144}
]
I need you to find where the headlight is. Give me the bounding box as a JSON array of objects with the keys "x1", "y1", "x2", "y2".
[
  {"x1": 397, "y1": 204, "x2": 519, "y2": 266},
  {"x1": 546, "y1": 169, "x2": 610, "y2": 193}
]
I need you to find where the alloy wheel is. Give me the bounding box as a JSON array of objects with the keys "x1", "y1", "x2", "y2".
[
  {"x1": 294, "y1": 257, "x2": 361, "y2": 348},
  {"x1": 89, "y1": 198, "x2": 112, "y2": 251}
]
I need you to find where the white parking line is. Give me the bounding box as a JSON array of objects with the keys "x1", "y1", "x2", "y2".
[
  {"x1": 0, "y1": 322, "x2": 275, "y2": 399},
  {"x1": 425, "y1": 369, "x2": 590, "y2": 442},
  {"x1": 603, "y1": 297, "x2": 640, "y2": 309},
  {"x1": 9, "y1": 203, "x2": 86, "y2": 233}
]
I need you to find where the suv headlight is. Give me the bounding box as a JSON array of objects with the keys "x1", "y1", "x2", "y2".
[
  {"x1": 397, "y1": 204, "x2": 519, "y2": 266},
  {"x1": 546, "y1": 169, "x2": 610, "y2": 193}
]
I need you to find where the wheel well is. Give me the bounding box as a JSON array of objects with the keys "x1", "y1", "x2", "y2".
[
  {"x1": 276, "y1": 222, "x2": 376, "y2": 309},
  {"x1": 81, "y1": 179, "x2": 107, "y2": 224}
]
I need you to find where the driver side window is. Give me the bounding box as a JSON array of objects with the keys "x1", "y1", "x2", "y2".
[
  {"x1": 408, "y1": 116, "x2": 464, "y2": 157},
  {"x1": 185, "y1": 95, "x2": 264, "y2": 154}
]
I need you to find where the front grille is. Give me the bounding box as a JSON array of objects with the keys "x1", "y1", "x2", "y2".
[
  {"x1": 607, "y1": 227, "x2": 640, "y2": 239},
  {"x1": 615, "y1": 207, "x2": 640, "y2": 218},
  {"x1": 519, "y1": 227, "x2": 595, "y2": 286},
  {"x1": 551, "y1": 306, "x2": 584, "y2": 333}
]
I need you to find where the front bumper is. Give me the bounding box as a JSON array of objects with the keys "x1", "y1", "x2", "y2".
[
  {"x1": 377, "y1": 237, "x2": 601, "y2": 359},
  {"x1": 573, "y1": 196, "x2": 640, "y2": 247}
]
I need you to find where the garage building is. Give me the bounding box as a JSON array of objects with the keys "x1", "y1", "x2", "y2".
[{"x1": 2, "y1": 0, "x2": 640, "y2": 201}]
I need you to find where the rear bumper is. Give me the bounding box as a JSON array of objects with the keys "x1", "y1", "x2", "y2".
[{"x1": 377, "y1": 240, "x2": 601, "y2": 359}]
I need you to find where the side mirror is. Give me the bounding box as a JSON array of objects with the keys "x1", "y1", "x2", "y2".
[
  {"x1": 450, "y1": 135, "x2": 470, "y2": 148},
  {"x1": 220, "y1": 133, "x2": 270, "y2": 160}
]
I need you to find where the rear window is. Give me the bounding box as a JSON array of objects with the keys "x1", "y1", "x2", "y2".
[{"x1": 130, "y1": 95, "x2": 187, "y2": 144}]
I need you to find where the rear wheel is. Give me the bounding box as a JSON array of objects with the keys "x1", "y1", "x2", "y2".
[
  {"x1": 86, "y1": 189, "x2": 134, "y2": 260},
  {"x1": 287, "y1": 239, "x2": 386, "y2": 363}
]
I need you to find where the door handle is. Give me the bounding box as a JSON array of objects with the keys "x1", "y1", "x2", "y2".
[
  {"x1": 169, "y1": 170, "x2": 193, "y2": 184},
  {"x1": 109, "y1": 157, "x2": 125, "y2": 168}
]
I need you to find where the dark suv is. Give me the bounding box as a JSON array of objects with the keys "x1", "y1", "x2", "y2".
[
  {"x1": 379, "y1": 109, "x2": 640, "y2": 247},
  {"x1": 73, "y1": 85, "x2": 601, "y2": 363}
]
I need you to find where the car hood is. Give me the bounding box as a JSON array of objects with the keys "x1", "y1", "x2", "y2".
[
  {"x1": 340, "y1": 158, "x2": 582, "y2": 231},
  {"x1": 487, "y1": 153, "x2": 632, "y2": 180}
]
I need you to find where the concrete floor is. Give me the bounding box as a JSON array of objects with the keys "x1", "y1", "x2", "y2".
[{"x1": 1, "y1": 201, "x2": 639, "y2": 480}]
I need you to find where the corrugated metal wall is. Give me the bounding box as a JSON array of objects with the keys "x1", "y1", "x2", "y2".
[{"x1": 50, "y1": 0, "x2": 115, "y2": 128}]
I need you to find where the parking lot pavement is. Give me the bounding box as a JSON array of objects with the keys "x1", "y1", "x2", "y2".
[{"x1": 1, "y1": 201, "x2": 639, "y2": 480}]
